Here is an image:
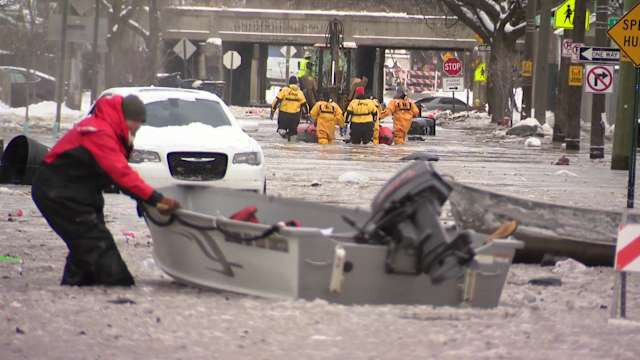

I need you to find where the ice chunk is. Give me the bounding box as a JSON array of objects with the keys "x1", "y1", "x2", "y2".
[
  {"x1": 524, "y1": 137, "x2": 541, "y2": 148},
  {"x1": 552, "y1": 258, "x2": 587, "y2": 273},
  {"x1": 338, "y1": 172, "x2": 369, "y2": 184}
]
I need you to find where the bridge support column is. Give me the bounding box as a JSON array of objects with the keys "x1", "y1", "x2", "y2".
[
  {"x1": 249, "y1": 44, "x2": 267, "y2": 106},
  {"x1": 372, "y1": 48, "x2": 385, "y2": 101},
  {"x1": 202, "y1": 38, "x2": 223, "y2": 81}
]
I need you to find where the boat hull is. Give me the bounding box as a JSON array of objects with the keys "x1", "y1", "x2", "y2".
[{"x1": 145, "y1": 185, "x2": 521, "y2": 307}]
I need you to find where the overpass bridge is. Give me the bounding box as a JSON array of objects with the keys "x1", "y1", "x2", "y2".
[{"x1": 161, "y1": 6, "x2": 477, "y2": 105}]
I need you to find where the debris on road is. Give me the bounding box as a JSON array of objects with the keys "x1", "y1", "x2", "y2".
[
  {"x1": 524, "y1": 137, "x2": 542, "y2": 148},
  {"x1": 528, "y1": 277, "x2": 563, "y2": 287},
  {"x1": 400, "y1": 152, "x2": 440, "y2": 161},
  {"x1": 553, "y1": 156, "x2": 570, "y2": 165},
  {"x1": 338, "y1": 172, "x2": 369, "y2": 184}
]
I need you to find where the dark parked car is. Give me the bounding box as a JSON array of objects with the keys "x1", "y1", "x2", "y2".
[
  {"x1": 416, "y1": 96, "x2": 468, "y2": 115},
  {"x1": 0, "y1": 66, "x2": 56, "y2": 107}
]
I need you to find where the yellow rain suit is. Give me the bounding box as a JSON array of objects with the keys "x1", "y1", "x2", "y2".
[
  {"x1": 310, "y1": 100, "x2": 344, "y2": 144},
  {"x1": 372, "y1": 99, "x2": 383, "y2": 145},
  {"x1": 272, "y1": 84, "x2": 307, "y2": 114},
  {"x1": 382, "y1": 98, "x2": 419, "y2": 145},
  {"x1": 346, "y1": 98, "x2": 378, "y2": 144}
]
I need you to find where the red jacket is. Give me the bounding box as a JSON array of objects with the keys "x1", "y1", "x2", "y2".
[{"x1": 42, "y1": 95, "x2": 159, "y2": 204}]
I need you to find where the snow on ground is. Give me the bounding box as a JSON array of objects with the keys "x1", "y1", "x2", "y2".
[
  {"x1": 2, "y1": 107, "x2": 640, "y2": 359},
  {"x1": 0, "y1": 92, "x2": 92, "y2": 131},
  {"x1": 1, "y1": 111, "x2": 640, "y2": 359}
]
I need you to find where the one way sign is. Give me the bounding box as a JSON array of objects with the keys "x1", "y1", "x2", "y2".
[{"x1": 579, "y1": 47, "x2": 620, "y2": 63}]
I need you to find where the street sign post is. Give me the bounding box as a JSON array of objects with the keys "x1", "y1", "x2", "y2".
[
  {"x1": 521, "y1": 60, "x2": 533, "y2": 77},
  {"x1": 578, "y1": 47, "x2": 620, "y2": 63},
  {"x1": 608, "y1": 2, "x2": 640, "y2": 320},
  {"x1": 561, "y1": 39, "x2": 573, "y2": 57},
  {"x1": 553, "y1": 0, "x2": 591, "y2": 30},
  {"x1": 223, "y1": 51, "x2": 242, "y2": 103},
  {"x1": 584, "y1": 64, "x2": 614, "y2": 93},
  {"x1": 173, "y1": 38, "x2": 197, "y2": 78},
  {"x1": 443, "y1": 77, "x2": 464, "y2": 91},
  {"x1": 568, "y1": 65, "x2": 583, "y2": 86},
  {"x1": 443, "y1": 58, "x2": 463, "y2": 77},
  {"x1": 474, "y1": 63, "x2": 487, "y2": 82},
  {"x1": 570, "y1": 42, "x2": 584, "y2": 62},
  {"x1": 608, "y1": 3, "x2": 640, "y2": 67},
  {"x1": 616, "y1": 224, "x2": 640, "y2": 273}
]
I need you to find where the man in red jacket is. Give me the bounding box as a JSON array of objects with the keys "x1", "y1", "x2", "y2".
[{"x1": 31, "y1": 94, "x2": 180, "y2": 286}]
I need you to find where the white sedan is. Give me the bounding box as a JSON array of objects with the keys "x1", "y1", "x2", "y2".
[{"x1": 99, "y1": 87, "x2": 266, "y2": 193}]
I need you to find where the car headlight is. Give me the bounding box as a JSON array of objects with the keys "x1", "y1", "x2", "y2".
[
  {"x1": 232, "y1": 152, "x2": 261, "y2": 166},
  {"x1": 129, "y1": 149, "x2": 161, "y2": 163}
]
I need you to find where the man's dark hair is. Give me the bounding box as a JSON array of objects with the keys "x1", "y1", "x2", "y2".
[
  {"x1": 288, "y1": 75, "x2": 298, "y2": 85},
  {"x1": 319, "y1": 89, "x2": 330, "y2": 101},
  {"x1": 122, "y1": 95, "x2": 146, "y2": 123}
]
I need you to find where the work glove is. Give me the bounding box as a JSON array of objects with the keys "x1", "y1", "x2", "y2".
[
  {"x1": 270, "y1": 108, "x2": 275, "y2": 120},
  {"x1": 156, "y1": 196, "x2": 181, "y2": 215}
]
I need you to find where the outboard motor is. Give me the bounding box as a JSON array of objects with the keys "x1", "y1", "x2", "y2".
[{"x1": 349, "y1": 161, "x2": 474, "y2": 284}]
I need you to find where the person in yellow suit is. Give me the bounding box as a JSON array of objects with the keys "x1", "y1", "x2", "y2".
[
  {"x1": 345, "y1": 87, "x2": 378, "y2": 144},
  {"x1": 271, "y1": 76, "x2": 308, "y2": 141},
  {"x1": 381, "y1": 89, "x2": 419, "y2": 145},
  {"x1": 310, "y1": 90, "x2": 344, "y2": 144}
]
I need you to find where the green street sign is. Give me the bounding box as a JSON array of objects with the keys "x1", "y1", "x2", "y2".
[{"x1": 608, "y1": 17, "x2": 619, "y2": 28}]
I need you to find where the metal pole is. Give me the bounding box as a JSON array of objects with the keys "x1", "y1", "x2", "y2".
[
  {"x1": 229, "y1": 55, "x2": 234, "y2": 105},
  {"x1": 565, "y1": 0, "x2": 587, "y2": 151},
  {"x1": 521, "y1": 0, "x2": 537, "y2": 119},
  {"x1": 90, "y1": 0, "x2": 100, "y2": 103},
  {"x1": 627, "y1": 67, "x2": 640, "y2": 209},
  {"x1": 54, "y1": 0, "x2": 70, "y2": 138},
  {"x1": 590, "y1": 0, "x2": 608, "y2": 159},
  {"x1": 534, "y1": 0, "x2": 552, "y2": 125},
  {"x1": 285, "y1": 46, "x2": 291, "y2": 79},
  {"x1": 452, "y1": 91, "x2": 455, "y2": 112},
  {"x1": 183, "y1": 41, "x2": 188, "y2": 78}
]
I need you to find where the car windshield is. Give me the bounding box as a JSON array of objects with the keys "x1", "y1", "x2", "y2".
[{"x1": 144, "y1": 98, "x2": 231, "y2": 128}]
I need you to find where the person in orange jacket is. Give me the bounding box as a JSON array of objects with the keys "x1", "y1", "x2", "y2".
[
  {"x1": 371, "y1": 97, "x2": 383, "y2": 145},
  {"x1": 381, "y1": 89, "x2": 419, "y2": 145},
  {"x1": 310, "y1": 90, "x2": 344, "y2": 144}
]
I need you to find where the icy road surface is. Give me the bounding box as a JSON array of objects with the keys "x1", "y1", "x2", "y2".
[{"x1": 1, "y1": 111, "x2": 639, "y2": 359}]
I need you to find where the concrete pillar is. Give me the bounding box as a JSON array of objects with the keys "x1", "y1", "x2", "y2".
[
  {"x1": 249, "y1": 44, "x2": 260, "y2": 105},
  {"x1": 197, "y1": 51, "x2": 206, "y2": 79},
  {"x1": 203, "y1": 38, "x2": 223, "y2": 81},
  {"x1": 372, "y1": 48, "x2": 384, "y2": 100}
]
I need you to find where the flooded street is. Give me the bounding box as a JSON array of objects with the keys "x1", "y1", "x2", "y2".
[{"x1": 1, "y1": 113, "x2": 639, "y2": 359}]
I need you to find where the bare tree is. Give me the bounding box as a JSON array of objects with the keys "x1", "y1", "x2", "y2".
[
  {"x1": 100, "y1": 0, "x2": 162, "y2": 87},
  {"x1": 429, "y1": 1, "x2": 526, "y2": 122}
]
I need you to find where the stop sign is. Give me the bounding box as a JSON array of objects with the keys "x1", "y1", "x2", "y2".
[{"x1": 443, "y1": 58, "x2": 463, "y2": 77}]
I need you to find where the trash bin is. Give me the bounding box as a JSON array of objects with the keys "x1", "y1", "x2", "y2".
[{"x1": 0, "y1": 135, "x2": 50, "y2": 185}]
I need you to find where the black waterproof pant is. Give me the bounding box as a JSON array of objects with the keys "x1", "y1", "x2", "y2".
[
  {"x1": 32, "y1": 172, "x2": 134, "y2": 286},
  {"x1": 350, "y1": 122, "x2": 374, "y2": 144},
  {"x1": 277, "y1": 111, "x2": 301, "y2": 138}
]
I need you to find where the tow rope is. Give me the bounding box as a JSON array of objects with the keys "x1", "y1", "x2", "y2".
[{"x1": 140, "y1": 204, "x2": 284, "y2": 242}]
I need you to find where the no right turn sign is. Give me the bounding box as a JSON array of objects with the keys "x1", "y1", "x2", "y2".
[{"x1": 584, "y1": 64, "x2": 614, "y2": 93}]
